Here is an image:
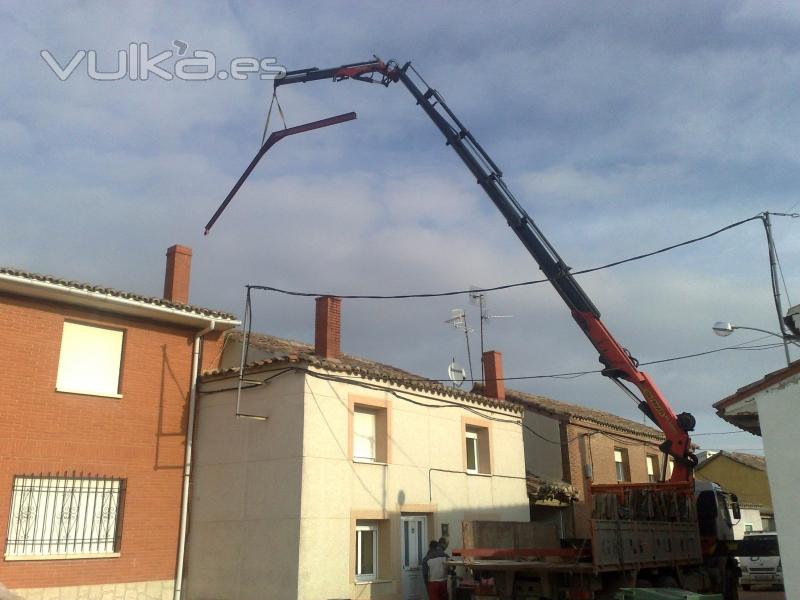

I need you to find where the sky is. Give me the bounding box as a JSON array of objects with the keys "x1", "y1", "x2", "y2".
[{"x1": 4, "y1": 1, "x2": 800, "y2": 455}]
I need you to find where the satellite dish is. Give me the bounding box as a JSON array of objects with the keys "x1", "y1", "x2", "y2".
[{"x1": 448, "y1": 361, "x2": 467, "y2": 387}]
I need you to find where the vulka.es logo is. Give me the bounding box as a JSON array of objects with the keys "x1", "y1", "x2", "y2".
[{"x1": 40, "y1": 41, "x2": 286, "y2": 81}]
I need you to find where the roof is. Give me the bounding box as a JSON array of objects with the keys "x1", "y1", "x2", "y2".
[
  {"x1": 0, "y1": 266, "x2": 237, "y2": 324},
  {"x1": 698, "y1": 450, "x2": 766, "y2": 472},
  {"x1": 713, "y1": 359, "x2": 800, "y2": 434},
  {"x1": 502, "y1": 387, "x2": 663, "y2": 440},
  {"x1": 204, "y1": 331, "x2": 521, "y2": 413}
]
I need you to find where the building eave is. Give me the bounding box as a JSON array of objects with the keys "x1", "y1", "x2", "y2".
[
  {"x1": 202, "y1": 356, "x2": 523, "y2": 415},
  {"x1": 0, "y1": 271, "x2": 240, "y2": 330}
]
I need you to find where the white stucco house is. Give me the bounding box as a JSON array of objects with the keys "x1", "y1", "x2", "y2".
[
  {"x1": 183, "y1": 297, "x2": 529, "y2": 600},
  {"x1": 713, "y1": 359, "x2": 800, "y2": 598}
]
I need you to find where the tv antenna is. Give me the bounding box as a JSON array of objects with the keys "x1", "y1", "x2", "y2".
[
  {"x1": 445, "y1": 309, "x2": 474, "y2": 382},
  {"x1": 447, "y1": 359, "x2": 467, "y2": 388},
  {"x1": 469, "y1": 287, "x2": 512, "y2": 382}
]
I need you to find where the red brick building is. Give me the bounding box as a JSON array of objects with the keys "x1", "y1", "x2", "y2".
[
  {"x1": 0, "y1": 246, "x2": 238, "y2": 599},
  {"x1": 477, "y1": 353, "x2": 666, "y2": 539}
]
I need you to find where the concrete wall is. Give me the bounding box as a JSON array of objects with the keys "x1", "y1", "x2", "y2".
[
  {"x1": 188, "y1": 366, "x2": 529, "y2": 600},
  {"x1": 695, "y1": 456, "x2": 772, "y2": 512},
  {"x1": 755, "y1": 373, "x2": 800, "y2": 600},
  {"x1": 184, "y1": 370, "x2": 306, "y2": 600},
  {"x1": 0, "y1": 293, "x2": 198, "y2": 592}
]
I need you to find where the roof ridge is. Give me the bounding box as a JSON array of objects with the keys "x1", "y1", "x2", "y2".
[{"x1": 503, "y1": 386, "x2": 663, "y2": 438}]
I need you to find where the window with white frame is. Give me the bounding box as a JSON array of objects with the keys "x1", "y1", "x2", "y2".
[
  {"x1": 355, "y1": 521, "x2": 378, "y2": 581},
  {"x1": 5, "y1": 475, "x2": 124, "y2": 558},
  {"x1": 614, "y1": 448, "x2": 630, "y2": 482},
  {"x1": 353, "y1": 407, "x2": 377, "y2": 462},
  {"x1": 646, "y1": 454, "x2": 658, "y2": 483},
  {"x1": 465, "y1": 430, "x2": 479, "y2": 474},
  {"x1": 464, "y1": 425, "x2": 491, "y2": 474},
  {"x1": 56, "y1": 322, "x2": 124, "y2": 397},
  {"x1": 352, "y1": 403, "x2": 389, "y2": 463}
]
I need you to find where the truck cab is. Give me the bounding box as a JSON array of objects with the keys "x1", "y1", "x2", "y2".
[{"x1": 695, "y1": 480, "x2": 739, "y2": 544}]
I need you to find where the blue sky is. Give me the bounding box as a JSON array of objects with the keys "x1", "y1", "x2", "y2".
[{"x1": 4, "y1": 1, "x2": 800, "y2": 453}]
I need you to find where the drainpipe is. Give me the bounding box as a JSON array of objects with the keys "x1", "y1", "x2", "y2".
[{"x1": 174, "y1": 320, "x2": 216, "y2": 600}]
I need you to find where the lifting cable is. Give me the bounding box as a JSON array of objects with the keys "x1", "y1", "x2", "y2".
[{"x1": 261, "y1": 89, "x2": 288, "y2": 145}]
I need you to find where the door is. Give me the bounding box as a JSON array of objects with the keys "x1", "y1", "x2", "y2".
[{"x1": 401, "y1": 515, "x2": 427, "y2": 600}]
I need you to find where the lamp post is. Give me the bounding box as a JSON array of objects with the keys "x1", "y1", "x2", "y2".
[{"x1": 712, "y1": 321, "x2": 796, "y2": 366}]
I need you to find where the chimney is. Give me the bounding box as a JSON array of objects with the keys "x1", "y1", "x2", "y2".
[
  {"x1": 315, "y1": 296, "x2": 342, "y2": 359},
  {"x1": 482, "y1": 350, "x2": 505, "y2": 401},
  {"x1": 164, "y1": 244, "x2": 192, "y2": 304}
]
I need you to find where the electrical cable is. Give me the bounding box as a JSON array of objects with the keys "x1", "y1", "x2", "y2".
[
  {"x1": 299, "y1": 366, "x2": 523, "y2": 423},
  {"x1": 692, "y1": 431, "x2": 749, "y2": 436},
  {"x1": 246, "y1": 214, "x2": 768, "y2": 299},
  {"x1": 227, "y1": 338, "x2": 780, "y2": 387}
]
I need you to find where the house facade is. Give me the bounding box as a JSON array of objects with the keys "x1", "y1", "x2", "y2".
[
  {"x1": 184, "y1": 297, "x2": 530, "y2": 600},
  {"x1": 713, "y1": 359, "x2": 800, "y2": 599},
  {"x1": 0, "y1": 246, "x2": 238, "y2": 599}
]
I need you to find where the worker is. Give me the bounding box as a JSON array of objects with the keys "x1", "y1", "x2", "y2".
[{"x1": 422, "y1": 539, "x2": 449, "y2": 600}]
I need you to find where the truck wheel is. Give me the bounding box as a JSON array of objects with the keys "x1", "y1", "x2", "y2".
[{"x1": 635, "y1": 579, "x2": 653, "y2": 588}]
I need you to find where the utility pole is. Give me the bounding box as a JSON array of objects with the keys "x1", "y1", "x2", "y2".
[{"x1": 764, "y1": 213, "x2": 792, "y2": 366}]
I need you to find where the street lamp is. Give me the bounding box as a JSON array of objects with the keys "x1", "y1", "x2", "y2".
[{"x1": 712, "y1": 321, "x2": 797, "y2": 365}]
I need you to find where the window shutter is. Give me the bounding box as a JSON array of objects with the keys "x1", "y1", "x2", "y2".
[
  {"x1": 56, "y1": 322, "x2": 123, "y2": 396},
  {"x1": 353, "y1": 409, "x2": 376, "y2": 460}
]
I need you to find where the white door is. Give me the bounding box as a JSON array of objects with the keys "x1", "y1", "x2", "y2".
[{"x1": 401, "y1": 515, "x2": 427, "y2": 600}]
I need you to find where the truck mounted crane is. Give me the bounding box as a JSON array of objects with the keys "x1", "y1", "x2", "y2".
[{"x1": 257, "y1": 57, "x2": 745, "y2": 598}]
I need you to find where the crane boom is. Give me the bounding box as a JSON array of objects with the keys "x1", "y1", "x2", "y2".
[{"x1": 275, "y1": 58, "x2": 697, "y2": 481}]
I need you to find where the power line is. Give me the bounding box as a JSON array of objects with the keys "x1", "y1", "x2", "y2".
[
  {"x1": 247, "y1": 214, "x2": 770, "y2": 299},
  {"x1": 692, "y1": 431, "x2": 749, "y2": 436}
]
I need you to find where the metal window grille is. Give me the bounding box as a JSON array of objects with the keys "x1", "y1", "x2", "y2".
[{"x1": 5, "y1": 473, "x2": 125, "y2": 557}]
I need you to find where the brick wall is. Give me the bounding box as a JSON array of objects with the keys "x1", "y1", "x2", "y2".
[
  {"x1": 0, "y1": 292, "x2": 198, "y2": 589},
  {"x1": 562, "y1": 422, "x2": 663, "y2": 538}
]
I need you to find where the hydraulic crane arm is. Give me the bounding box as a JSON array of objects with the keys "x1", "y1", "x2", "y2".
[{"x1": 274, "y1": 58, "x2": 697, "y2": 481}]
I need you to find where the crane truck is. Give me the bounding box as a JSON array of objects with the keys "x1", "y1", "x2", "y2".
[{"x1": 271, "y1": 58, "x2": 743, "y2": 599}]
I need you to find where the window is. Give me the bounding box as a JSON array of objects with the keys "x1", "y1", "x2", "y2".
[
  {"x1": 465, "y1": 430, "x2": 479, "y2": 474},
  {"x1": 5, "y1": 475, "x2": 125, "y2": 558},
  {"x1": 614, "y1": 448, "x2": 630, "y2": 482},
  {"x1": 353, "y1": 408, "x2": 377, "y2": 462},
  {"x1": 464, "y1": 424, "x2": 491, "y2": 474},
  {"x1": 667, "y1": 457, "x2": 675, "y2": 478},
  {"x1": 355, "y1": 521, "x2": 378, "y2": 581},
  {"x1": 646, "y1": 454, "x2": 658, "y2": 483},
  {"x1": 56, "y1": 322, "x2": 124, "y2": 397},
  {"x1": 350, "y1": 399, "x2": 390, "y2": 463}
]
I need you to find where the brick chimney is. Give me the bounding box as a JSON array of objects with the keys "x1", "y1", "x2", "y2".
[
  {"x1": 482, "y1": 350, "x2": 505, "y2": 401},
  {"x1": 163, "y1": 244, "x2": 192, "y2": 304},
  {"x1": 315, "y1": 296, "x2": 342, "y2": 359}
]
